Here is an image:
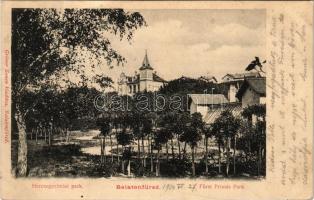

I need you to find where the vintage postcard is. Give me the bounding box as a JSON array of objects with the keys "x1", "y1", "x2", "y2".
[{"x1": 0, "y1": 1, "x2": 313, "y2": 200}]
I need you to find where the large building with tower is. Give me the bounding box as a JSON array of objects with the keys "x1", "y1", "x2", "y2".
[{"x1": 117, "y1": 51, "x2": 167, "y2": 95}]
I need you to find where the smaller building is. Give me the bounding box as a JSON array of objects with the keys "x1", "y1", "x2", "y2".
[
  {"x1": 221, "y1": 72, "x2": 261, "y2": 83},
  {"x1": 220, "y1": 72, "x2": 261, "y2": 102},
  {"x1": 188, "y1": 94, "x2": 229, "y2": 119},
  {"x1": 236, "y1": 77, "x2": 266, "y2": 108}
]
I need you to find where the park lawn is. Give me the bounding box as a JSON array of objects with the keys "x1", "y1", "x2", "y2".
[{"x1": 11, "y1": 130, "x2": 264, "y2": 178}]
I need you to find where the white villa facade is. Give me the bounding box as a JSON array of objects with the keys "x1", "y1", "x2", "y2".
[{"x1": 117, "y1": 51, "x2": 167, "y2": 95}]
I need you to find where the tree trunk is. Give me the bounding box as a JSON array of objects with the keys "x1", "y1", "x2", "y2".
[
  {"x1": 156, "y1": 148, "x2": 160, "y2": 177},
  {"x1": 66, "y1": 128, "x2": 70, "y2": 142},
  {"x1": 109, "y1": 134, "x2": 113, "y2": 162},
  {"x1": 44, "y1": 127, "x2": 47, "y2": 143},
  {"x1": 127, "y1": 160, "x2": 131, "y2": 176},
  {"x1": 48, "y1": 125, "x2": 52, "y2": 146},
  {"x1": 233, "y1": 136, "x2": 236, "y2": 175},
  {"x1": 245, "y1": 140, "x2": 249, "y2": 161},
  {"x1": 166, "y1": 142, "x2": 169, "y2": 161},
  {"x1": 218, "y1": 142, "x2": 221, "y2": 174},
  {"x1": 142, "y1": 136, "x2": 146, "y2": 167},
  {"x1": 103, "y1": 137, "x2": 106, "y2": 163},
  {"x1": 63, "y1": 127, "x2": 66, "y2": 139},
  {"x1": 205, "y1": 136, "x2": 209, "y2": 174},
  {"x1": 40, "y1": 127, "x2": 43, "y2": 137},
  {"x1": 150, "y1": 134, "x2": 153, "y2": 173},
  {"x1": 148, "y1": 133, "x2": 151, "y2": 154},
  {"x1": 137, "y1": 138, "x2": 141, "y2": 161},
  {"x1": 15, "y1": 108, "x2": 28, "y2": 177},
  {"x1": 178, "y1": 138, "x2": 181, "y2": 160},
  {"x1": 117, "y1": 142, "x2": 119, "y2": 162},
  {"x1": 63, "y1": 128, "x2": 66, "y2": 141},
  {"x1": 191, "y1": 146, "x2": 195, "y2": 176},
  {"x1": 35, "y1": 127, "x2": 38, "y2": 143},
  {"x1": 122, "y1": 160, "x2": 125, "y2": 174},
  {"x1": 257, "y1": 141, "x2": 261, "y2": 176},
  {"x1": 226, "y1": 137, "x2": 231, "y2": 176},
  {"x1": 100, "y1": 138, "x2": 104, "y2": 164},
  {"x1": 171, "y1": 138, "x2": 175, "y2": 159},
  {"x1": 183, "y1": 142, "x2": 187, "y2": 158}
]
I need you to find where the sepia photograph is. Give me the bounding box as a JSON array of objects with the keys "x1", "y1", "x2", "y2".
[{"x1": 11, "y1": 8, "x2": 267, "y2": 179}]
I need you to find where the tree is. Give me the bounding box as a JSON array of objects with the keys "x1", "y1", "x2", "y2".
[
  {"x1": 153, "y1": 128, "x2": 169, "y2": 176},
  {"x1": 159, "y1": 112, "x2": 176, "y2": 160},
  {"x1": 97, "y1": 118, "x2": 111, "y2": 164},
  {"x1": 211, "y1": 111, "x2": 240, "y2": 176},
  {"x1": 255, "y1": 120, "x2": 266, "y2": 176},
  {"x1": 113, "y1": 115, "x2": 121, "y2": 163},
  {"x1": 182, "y1": 112, "x2": 203, "y2": 176},
  {"x1": 116, "y1": 128, "x2": 133, "y2": 174},
  {"x1": 23, "y1": 88, "x2": 60, "y2": 145},
  {"x1": 159, "y1": 76, "x2": 221, "y2": 96},
  {"x1": 141, "y1": 116, "x2": 153, "y2": 168},
  {"x1": 145, "y1": 112, "x2": 158, "y2": 172},
  {"x1": 241, "y1": 104, "x2": 266, "y2": 176},
  {"x1": 178, "y1": 115, "x2": 192, "y2": 159},
  {"x1": 12, "y1": 8, "x2": 145, "y2": 176},
  {"x1": 174, "y1": 112, "x2": 190, "y2": 159},
  {"x1": 61, "y1": 86, "x2": 102, "y2": 141},
  {"x1": 242, "y1": 104, "x2": 266, "y2": 122},
  {"x1": 203, "y1": 125, "x2": 213, "y2": 174},
  {"x1": 129, "y1": 111, "x2": 142, "y2": 161}
]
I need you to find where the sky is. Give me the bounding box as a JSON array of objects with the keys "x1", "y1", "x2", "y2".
[{"x1": 91, "y1": 9, "x2": 266, "y2": 88}]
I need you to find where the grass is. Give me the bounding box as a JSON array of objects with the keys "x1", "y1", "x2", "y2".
[{"x1": 11, "y1": 131, "x2": 265, "y2": 178}]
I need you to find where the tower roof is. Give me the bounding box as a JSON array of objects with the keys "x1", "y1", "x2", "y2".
[{"x1": 139, "y1": 50, "x2": 154, "y2": 70}]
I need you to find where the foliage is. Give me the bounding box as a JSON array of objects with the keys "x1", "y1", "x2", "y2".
[
  {"x1": 98, "y1": 120, "x2": 111, "y2": 136},
  {"x1": 90, "y1": 161, "x2": 120, "y2": 177},
  {"x1": 159, "y1": 158, "x2": 191, "y2": 177},
  {"x1": 241, "y1": 104, "x2": 266, "y2": 119},
  {"x1": 159, "y1": 76, "x2": 221, "y2": 95},
  {"x1": 12, "y1": 8, "x2": 145, "y2": 176},
  {"x1": 211, "y1": 110, "x2": 240, "y2": 139},
  {"x1": 182, "y1": 113, "x2": 203, "y2": 147},
  {"x1": 11, "y1": 8, "x2": 267, "y2": 178},
  {"x1": 12, "y1": 7, "x2": 146, "y2": 124},
  {"x1": 12, "y1": 9, "x2": 146, "y2": 93},
  {"x1": 116, "y1": 129, "x2": 133, "y2": 147},
  {"x1": 122, "y1": 148, "x2": 132, "y2": 160},
  {"x1": 22, "y1": 86, "x2": 102, "y2": 132},
  {"x1": 142, "y1": 117, "x2": 153, "y2": 135},
  {"x1": 153, "y1": 128, "x2": 172, "y2": 150}
]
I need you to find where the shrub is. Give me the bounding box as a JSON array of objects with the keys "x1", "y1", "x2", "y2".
[
  {"x1": 160, "y1": 158, "x2": 191, "y2": 177},
  {"x1": 89, "y1": 161, "x2": 119, "y2": 177}
]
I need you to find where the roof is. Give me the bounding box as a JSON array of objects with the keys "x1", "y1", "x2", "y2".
[
  {"x1": 139, "y1": 50, "x2": 154, "y2": 70},
  {"x1": 188, "y1": 94, "x2": 229, "y2": 105},
  {"x1": 203, "y1": 102, "x2": 242, "y2": 124},
  {"x1": 222, "y1": 72, "x2": 261, "y2": 82},
  {"x1": 236, "y1": 77, "x2": 266, "y2": 100},
  {"x1": 153, "y1": 73, "x2": 167, "y2": 83}
]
